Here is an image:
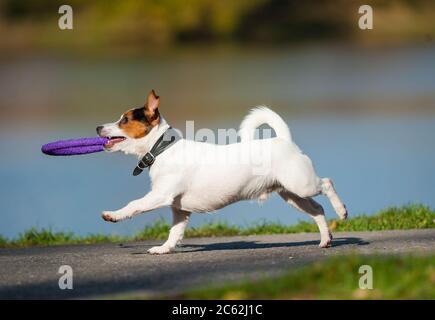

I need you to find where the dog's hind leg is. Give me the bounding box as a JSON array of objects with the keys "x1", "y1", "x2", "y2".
[
  {"x1": 279, "y1": 191, "x2": 332, "y2": 248},
  {"x1": 320, "y1": 178, "x2": 347, "y2": 220},
  {"x1": 148, "y1": 207, "x2": 191, "y2": 255}
]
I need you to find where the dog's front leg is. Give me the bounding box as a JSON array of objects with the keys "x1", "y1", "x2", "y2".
[
  {"x1": 102, "y1": 191, "x2": 173, "y2": 222},
  {"x1": 148, "y1": 207, "x2": 191, "y2": 255}
]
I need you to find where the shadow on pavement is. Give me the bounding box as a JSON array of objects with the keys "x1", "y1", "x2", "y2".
[
  {"x1": 180, "y1": 237, "x2": 369, "y2": 252},
  {"x1": 125, "y1": 236, "x2": 369, "y2": 252}
]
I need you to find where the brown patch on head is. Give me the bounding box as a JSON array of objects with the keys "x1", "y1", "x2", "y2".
[{"x1": 118, "y1": 90, "x2": 161, "y2": 139}]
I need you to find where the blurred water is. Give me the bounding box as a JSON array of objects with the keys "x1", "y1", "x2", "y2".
[
  {"x1": 0, "y1": 116, "x2": 434, "y2": 239},
  {"x1": 1, "y1": 44, "x2": 435, "y2": 125},
  {"x1": 1, "y1": 44, "x2": 435, "y2": 238}
]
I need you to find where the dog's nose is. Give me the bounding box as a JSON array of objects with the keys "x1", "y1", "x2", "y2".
[{"x1": 96, "y1": 126, "x2": 104, "y2": 136}]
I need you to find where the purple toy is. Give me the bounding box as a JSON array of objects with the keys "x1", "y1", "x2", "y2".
[{"x1": 41, "y1": 137, "x2": 109, "y2": 156}]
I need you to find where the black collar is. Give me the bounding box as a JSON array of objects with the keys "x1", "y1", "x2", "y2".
[{"x1": 133, "y1": 127, "x2": 181, "y2": 176}]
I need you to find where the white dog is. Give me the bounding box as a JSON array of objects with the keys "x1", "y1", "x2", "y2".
[{"x1": 97, "y1": 90, "x2": 347, "y2": 254}]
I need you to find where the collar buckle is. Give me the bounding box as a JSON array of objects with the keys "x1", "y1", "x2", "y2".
[
  {"x1": 133, "y1": 152, "x2": 155, "y2": 176},
  {"x1": 132, "y1": 127, "x2": 180, "y2": 176},
  {"x1": 142, "y1": 152, "x2": 155, "y2": 167}
]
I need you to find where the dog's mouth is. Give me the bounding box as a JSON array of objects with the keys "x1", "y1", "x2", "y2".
[{"x1": 104, "y1": 136, "x2": 127, "y2": 149}]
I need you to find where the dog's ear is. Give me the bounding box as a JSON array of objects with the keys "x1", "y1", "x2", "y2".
[{"x1": 146, "y1": 89, "x2": 160, "y2": 112}]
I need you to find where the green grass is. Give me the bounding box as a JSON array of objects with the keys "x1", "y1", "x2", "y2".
[
  {"x1": 1, "y1": 204, "x2": 434, "y2": 248},
  {"x1": 2, "y1": 228, "x2": 124, "y2": 247},
  {"x1": 180, "y1": 254, "x2": 435, "y2": 299}
]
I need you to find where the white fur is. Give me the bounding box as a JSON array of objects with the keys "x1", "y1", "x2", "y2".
[
  {"x1": 99, "y1": 107, "x2": 347, "y2": 254},
  {"x1": 239, "y1": 106, "x2": 292, "y2": 142}
]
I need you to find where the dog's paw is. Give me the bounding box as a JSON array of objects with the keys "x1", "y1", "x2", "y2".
[
  {"x1": 338, "y1": 205, "x2": 348, "y2": 220},
  {"x1": 319, "y1": 239, "x2": 332, "y2": 248},
  {"x1": 319, "y1": 233, "x2": 333, "y2": 248},
  {"x1": 101, "y1": 211, "x2": 120, "y2": 223},
  {"x1": 148, "y1": 245, "x2": 173, "y2": 255}
]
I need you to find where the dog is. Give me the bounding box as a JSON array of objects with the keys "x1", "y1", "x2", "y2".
[{"x1": 97, "y1": 90, "x2": 347, "y2": 254}]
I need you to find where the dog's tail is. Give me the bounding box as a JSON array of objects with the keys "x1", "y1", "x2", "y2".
[{"x1": 239, "y1": 106, "x2": 292, "y2": 142}]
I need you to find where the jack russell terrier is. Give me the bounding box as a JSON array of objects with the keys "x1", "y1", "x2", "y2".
[{"x1": 97, "y1": 90, "x2": 347, "y2": 254}]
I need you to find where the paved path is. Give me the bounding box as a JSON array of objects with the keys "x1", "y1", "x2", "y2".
[{"x1": 0, "y1": 229, "x2": 434, "y2": 299}]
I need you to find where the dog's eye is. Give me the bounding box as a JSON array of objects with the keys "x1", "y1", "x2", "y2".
[{"x1": 120, "y1": 117, "x2": 128, "y2": 125}]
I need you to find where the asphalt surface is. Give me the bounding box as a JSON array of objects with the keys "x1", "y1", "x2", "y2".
[{"x1": 0, "y1": 229, "x2": 434, "y2": 299}]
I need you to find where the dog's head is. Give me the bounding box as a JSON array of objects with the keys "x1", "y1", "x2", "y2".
[{"x1": 96, "y1": 90, "x2": 161, "y2": 155}]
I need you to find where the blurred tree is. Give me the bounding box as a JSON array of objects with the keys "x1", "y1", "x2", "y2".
[{"x1": 0, "y1": 0, "x2": 434, "y2": 51}]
